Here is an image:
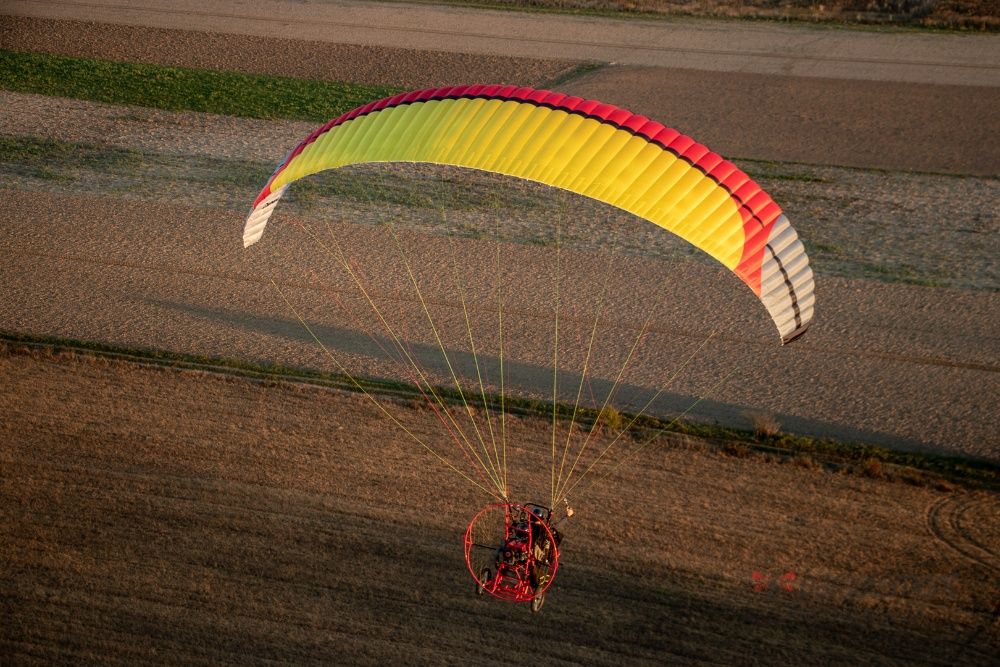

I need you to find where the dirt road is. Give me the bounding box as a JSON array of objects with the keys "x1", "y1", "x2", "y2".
[
  {"x1": 2, "y1": 349, "x2": 998, "y2": 664},
  {"x1": 6, "y1": 0, "x2": 1000, "y2": 86}
]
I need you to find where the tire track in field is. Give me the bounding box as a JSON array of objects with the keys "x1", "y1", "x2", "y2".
[
  {"x1": 925, "y1": 493, "x2": 1000, "y2": 656},
  {"x1": 925, "y1": 494, "x2": 1000, "y2": 574}
]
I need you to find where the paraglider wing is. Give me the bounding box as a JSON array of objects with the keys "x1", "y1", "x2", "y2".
[{"x1": 243, "y1": 85, "x2": 814, "y2": 343}]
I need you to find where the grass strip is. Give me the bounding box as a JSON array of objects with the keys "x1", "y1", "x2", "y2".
[
  {"x1": 540, "y1": 60, "x2": 606, "y2": 89},
  {"x1": 0, "y1": 135, "x2": 144, "y2": 179},
  {"x1": 0, "y1": 49, "x2": 402, "y2": 123},
  {"x1": 3, "y1": 329, "x2": 996, "y2": 490}
]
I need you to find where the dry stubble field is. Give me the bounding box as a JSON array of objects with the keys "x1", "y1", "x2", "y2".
[{"x1": 2, "y1": 347, "x2": 999, "y2": 664}]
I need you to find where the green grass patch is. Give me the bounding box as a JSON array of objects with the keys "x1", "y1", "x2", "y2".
[
  {"x1": 4, "y1": 329, "x2": 998, "y2": 491},
  {"x1": 540, "y1": 61, "x2": 606, "y2": 88},
  {"x1": 857, "y1": 260, "x2": 947, "y2": 287},
  {"x1": 742, "y1": 160, "x2": 829, "y2": 183},
  {"x1": 0, "y1": 49, "x2": 402, "y2": 122}
]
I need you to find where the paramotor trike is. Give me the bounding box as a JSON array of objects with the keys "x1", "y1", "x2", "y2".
[{"x1": 464, "y1": 502, "x2": 561, "y2": 613}]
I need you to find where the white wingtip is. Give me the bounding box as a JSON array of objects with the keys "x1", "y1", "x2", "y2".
[
  {"x1": 242, "y1": 185, "x2": 289, "y2": 248},
  {"x1": 760, "y1": 214, "x2": 815, "y2": 344}
]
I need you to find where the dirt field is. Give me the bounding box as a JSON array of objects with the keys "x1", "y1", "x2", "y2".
[
  {"x1": 4, "y1": 15, "x2": 1000, "y2": 175},
  {"x1": 2, "y1": 4, "x2": 999, "y2": 664},
  {"x1": 2, "y1": 184, "x2": 998, "y2": 460},
  {"x1": 2, "y1": 348, "x2": 998, "y2": 664},
  {"x1": 562, "y1": 65, "x2": 1000, "y2": 175}
]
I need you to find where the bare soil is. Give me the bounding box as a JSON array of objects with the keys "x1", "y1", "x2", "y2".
[
  {"x1": 2, "y1": 348, "x2": 998, "y2": 664},
  {"x1": 561, "y1": 64, "x2": 1000, "y2": 176}
]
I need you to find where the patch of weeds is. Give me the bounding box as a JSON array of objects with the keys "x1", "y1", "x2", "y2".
[
  {"x1": 810, "y1": 242, "x2": 842, "y2": 254},
  {"x1": 30, "y1": 165, "x2": 72, "y2": 181},
  {"x1": 541, "y1": 61, "x2": 606, "y2": 88},
  {"x1": 861, "y1": 457, "x2": 885, "y2": 479},
  {"x1": 596, "y1": 405, "x2": 626, "y2": 433},
  {"x1": 763, "y1": 172, "x2": 829, "y2": 184},
  {"x1": 744, "y1": 410, "x2": 781, "y2": 438},
  {"x1": 742, "y1": 160, "x2": 829, "y2": 183}
]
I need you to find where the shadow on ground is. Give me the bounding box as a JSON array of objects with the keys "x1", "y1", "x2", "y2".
[{"x1": 147, "y1": 297, "x2": 932, "y2": 454}]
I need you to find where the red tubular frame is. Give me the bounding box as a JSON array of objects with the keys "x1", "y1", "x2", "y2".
[{"x1": 464, "y1": 502, "x2": 560, "y2": 603}]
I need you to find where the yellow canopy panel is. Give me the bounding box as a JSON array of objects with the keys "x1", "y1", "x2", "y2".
[{"x1": 244, "y1": 85, "x2": 813, "y2": 343}]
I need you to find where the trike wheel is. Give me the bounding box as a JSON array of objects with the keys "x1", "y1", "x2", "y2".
[{"x1": 476, "y1": 567, "x2": 491, "y2": 596}]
